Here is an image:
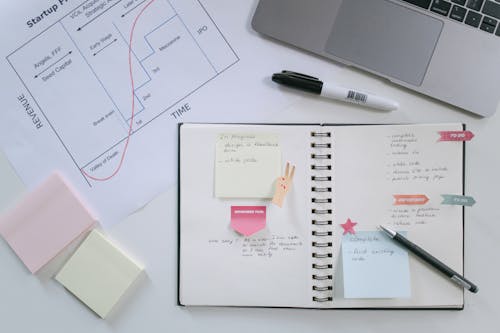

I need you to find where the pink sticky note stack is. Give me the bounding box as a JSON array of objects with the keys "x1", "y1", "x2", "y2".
[{"x1": 0, "y1": 172, "x2": 96, "y2": 273}]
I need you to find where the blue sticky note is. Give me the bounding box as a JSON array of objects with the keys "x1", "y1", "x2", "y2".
[{"x1": 342, "y1": 231, "x2": 411, "y2": 298}]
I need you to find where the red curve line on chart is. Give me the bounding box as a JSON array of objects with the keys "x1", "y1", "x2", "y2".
[{"x1": 81, "y1": 0, "x2": 157, "y2": 181}]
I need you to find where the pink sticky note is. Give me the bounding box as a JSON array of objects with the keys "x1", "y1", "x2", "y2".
[
  {"x1": 230, "y1": 206, "x2": 266, "y2": 236},
  {"x1": 0, "y1": 172, "x2": 96, "y2": 273}
]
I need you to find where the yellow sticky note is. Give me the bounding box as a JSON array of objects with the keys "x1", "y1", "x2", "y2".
[
  {"x1": 55, "y1": 230, "x2": 143, "y2": 318},
  {"x1": 215, "y1": 133, "x2": 281, "y2": 198}
]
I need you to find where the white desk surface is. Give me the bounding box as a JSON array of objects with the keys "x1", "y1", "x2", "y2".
[{"x1": 1, "y1": 1, "x2": 499, "y2": 332}]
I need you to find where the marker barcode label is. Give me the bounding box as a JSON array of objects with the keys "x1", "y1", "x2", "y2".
[{"x1": 346, "y1": 90, "x2": 367, "y2": 103}]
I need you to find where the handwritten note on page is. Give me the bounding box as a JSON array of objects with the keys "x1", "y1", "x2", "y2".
[
  {"x1": 215, "y1": 133, "x2": 281, "y2": 198},
  {"x1": 342, "y1": 231, "x2": 411, "y2": 299}
]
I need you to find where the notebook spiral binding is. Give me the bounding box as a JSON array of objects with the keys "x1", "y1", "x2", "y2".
[{"x1": 310, "y1": 131, "x2": 334, "y2": 303}]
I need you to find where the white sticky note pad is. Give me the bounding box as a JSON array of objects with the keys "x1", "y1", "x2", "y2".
[
  {"x1": 215, "y1": 133, "x2": 281, "y2": 198},
  {"x1": 55, "y1": 230, "x2": 143, "y2": 318}
]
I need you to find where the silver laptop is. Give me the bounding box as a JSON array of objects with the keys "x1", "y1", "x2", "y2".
[{"x1": 252, "y1": 0, "x2": 500, "y2": 117}]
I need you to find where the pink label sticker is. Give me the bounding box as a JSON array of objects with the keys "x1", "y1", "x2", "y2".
[
  {"x1": 393, "y1": 194, "x2": 429, "y2": 205},
  {"x1": 230, "y1": 206, "x2": 266, "y2": 236},
  {"x1": 438, "y1": 130, "x2": 474, "y2": 142}
]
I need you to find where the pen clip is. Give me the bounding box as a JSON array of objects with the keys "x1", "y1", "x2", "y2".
[{"x1": 280, "y1": 70, "x2": 320, "y2": 82}]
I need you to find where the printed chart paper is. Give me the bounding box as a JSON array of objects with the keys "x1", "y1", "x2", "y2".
[{"x1": 0, "y1": 0, "x2": 339, "y2": 225}]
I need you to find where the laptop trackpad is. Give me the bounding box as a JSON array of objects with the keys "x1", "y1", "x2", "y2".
[{"x1": 324, "y1": 0, "x2": 442, "y2": 86}]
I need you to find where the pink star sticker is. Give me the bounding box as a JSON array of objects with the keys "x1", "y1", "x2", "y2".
[{"x1": 341, "y1": 218, "x2": 357, "y2": 235}]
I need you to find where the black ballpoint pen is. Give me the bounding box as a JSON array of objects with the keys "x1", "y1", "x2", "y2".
[{"x1": 379, "y1": 225, "x2": 478, "y2": 293}]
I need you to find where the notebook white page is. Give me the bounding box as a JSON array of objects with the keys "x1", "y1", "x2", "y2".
[
  {"x1": 331, "y1": 124, "x2": 464, "y2": 308},
  {"x1": 179, "y1": 124, "x2": 315, "y2": 307}
]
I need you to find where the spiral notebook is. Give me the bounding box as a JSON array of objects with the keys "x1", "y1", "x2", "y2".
[{"x1": 178, "y1": 123, "x2": 466, "y2": 309}]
